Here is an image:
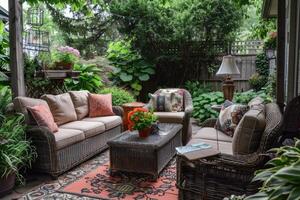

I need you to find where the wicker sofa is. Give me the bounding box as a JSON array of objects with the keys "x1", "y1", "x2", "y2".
[
  {"x1": 144, "y1": 88, "x2": 193, "y2": 145},
  {"x1": 13, "y1": 91, "x2": 123, "y2": 178},
  {"x1": 176, "y1": 103, "x2": 283, "y2": 200}
]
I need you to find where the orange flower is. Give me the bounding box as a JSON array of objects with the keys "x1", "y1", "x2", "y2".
[{"x1": 133, "y1": 107, "x2": 148, "y2": 112}]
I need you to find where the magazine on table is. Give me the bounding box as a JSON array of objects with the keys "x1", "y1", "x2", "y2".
[{"x1": 176, "y1": 142, "x2": 220, "y2": 160}]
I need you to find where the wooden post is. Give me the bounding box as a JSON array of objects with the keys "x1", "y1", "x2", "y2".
[
  {"x1": 9, "y1": 0, "x2": 26, "y2": 98},
  {"x1": 276, "y1": 0, "x2": 286, "y2": 112}
]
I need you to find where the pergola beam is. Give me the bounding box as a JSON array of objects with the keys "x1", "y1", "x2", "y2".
[
  {"x1": 9, "y1": 0, "x2": 26, "y2": 98},
  {"x1": 276, "y1": 0, "x2": 285, "y2": 112}
]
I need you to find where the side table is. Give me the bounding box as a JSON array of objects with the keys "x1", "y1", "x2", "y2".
[{"x1": 122, "y1": 102, "x2": 145, "y2": 130}]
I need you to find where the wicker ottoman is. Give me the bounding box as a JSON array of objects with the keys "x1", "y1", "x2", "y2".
[{"x1": 107, "y1": 123, "x2": 182, "y2": 179}]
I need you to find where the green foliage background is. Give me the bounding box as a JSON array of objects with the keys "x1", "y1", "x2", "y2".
[{"x1": 98, "y1": 87, "x2": 136, "y2": 106}]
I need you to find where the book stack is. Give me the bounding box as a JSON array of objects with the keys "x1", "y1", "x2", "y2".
[{"x1": 176, "y1": 142, "x2": 220, "y2": 160}]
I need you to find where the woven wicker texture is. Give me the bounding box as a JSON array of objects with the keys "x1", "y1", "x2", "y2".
[
  {"x1": 176, "y1": 103, "x2": 283, "y2": 200},
  {"x1": 108, "y1": 123, "x2": 183, "y2": 178}
]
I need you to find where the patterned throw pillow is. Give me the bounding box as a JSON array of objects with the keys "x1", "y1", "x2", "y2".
[
  {"x1": 149, "y1": 93, "x2": 173, "y2": 112},
  {"x1": 88, "y1": 93, "x2": 115, "y2": 117},
  {"x1": 215, "y1": 102, "x2": 249, "y2": 137},
  {"x1": 27, "y1": 105, "x2": 59, "y2": 133},
  {"x1": 158, "y1": 89, "x2": 184, "y2": 112}
]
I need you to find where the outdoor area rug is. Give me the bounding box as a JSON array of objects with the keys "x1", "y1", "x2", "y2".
[
  {"x1": 60, "y1": 161, "x2": 178, "y2": 200},
  {"x1": 22, "y1": 150, "x2": 178, "y2": 200}
]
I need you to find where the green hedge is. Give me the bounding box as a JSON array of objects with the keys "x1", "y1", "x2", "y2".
[
  {"x1": 192, "y1": 90, "x2": 273, "y2": 122},
  {"x1": 98, "y1": 87, "x2": 135, "y2": 106}
]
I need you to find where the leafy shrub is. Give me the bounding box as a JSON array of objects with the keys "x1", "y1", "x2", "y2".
[
  {"x1": 192, "y1": 90, "x2": 273, "y2": 122},
  {"x1": 65, "y1": 64, "x2": 103, "y2": 93},
  {"x1": 98, "y1": 87, "x2": 136, "y2": 106},
  {"x1": 0, "y1": 85, "x2": 12, "y2": 122},
  {"x1": 0, "y1": 21, "x2": 9, "y2": 72},
  {"x1": 192, "y1": 92, "x2": 224, "y2": 122},
  {"x1": 264, "y1": 31, "x2": 277, "y2": 50},
  {"x1": 245, "y1": 140, "x2": 300, "y2": 200},
  {"x1": 234, "y1": 90, "x2": 273, "y2": 104},
  {"x1": 185, "y1": 81, "x2": 212, "y2": 98},
  {"x1": 250, "y1": 52, "x2": 269, "y2": 91},
  {"x1": 249, "y1": 73, "x2": 267, "y2": 92},
  {"x1": 0, "y1": 115, "x2": 36, "y2": 183},
  {"x1": 106, "y1": 39, "x2": 155, "y2": 96},
  {"x1": 0, "y1": 86, "x2": 36, "y2": 183}
]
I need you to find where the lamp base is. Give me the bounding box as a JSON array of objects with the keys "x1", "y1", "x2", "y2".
[{"x1": 222, "y1": 76, "x2": 235, "y2": 101}]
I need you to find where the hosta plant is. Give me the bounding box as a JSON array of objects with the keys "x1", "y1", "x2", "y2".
[
  {"x1": 65, "y1": 64, "x2": 103, "y2": 93},
  {"x1": 106, "y1": 39, "x2": 155, "y2": 96},
  {"x1": 192, "y1": 91, "x2": 224, "y2": 122},
  {"x1": 245, "y1": 140, "x2": 300, "y2": 200}
]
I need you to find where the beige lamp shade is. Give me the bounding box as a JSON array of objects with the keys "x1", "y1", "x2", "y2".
[{"x1": 216, "y1": 55, "x2": 240, "y2": 76}]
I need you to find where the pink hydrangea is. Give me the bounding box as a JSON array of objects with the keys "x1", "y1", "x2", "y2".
[{"x1": 57, "y1": 46, "x2": 80, "y2": 57}]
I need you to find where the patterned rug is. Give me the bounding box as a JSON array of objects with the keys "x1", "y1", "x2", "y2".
[{"x1": 22, "y1": 151, "x2": 178, "y2": 200}]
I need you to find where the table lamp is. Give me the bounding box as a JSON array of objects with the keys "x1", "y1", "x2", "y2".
[{"x1": 216, "y1": 55, "x2": 240, "y2": 101}]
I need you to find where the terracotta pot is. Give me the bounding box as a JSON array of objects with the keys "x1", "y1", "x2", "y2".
[
  {"x1": 0, "y1": 173, "x2": 16, "y2": 198},
  {"x1": 55, "y1": 61, "x2": 73, "y2": 70},
  {"x1": 138, "y1": 127, "x2": 152, "y2": 138}
]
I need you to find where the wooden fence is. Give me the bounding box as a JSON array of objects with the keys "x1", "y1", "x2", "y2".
[
  {"x1": 140, "y1": 40, "x2": 263, "y2": 100},
  {"x1": 198, "y1": 41, "x2": 263, "y2": 92}
]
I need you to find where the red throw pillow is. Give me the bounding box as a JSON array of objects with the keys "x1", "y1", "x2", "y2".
[
  {"x1": 27, "y1": 105, "x2": 59, "y2": 133},
  {"x1": 88, "y1": 93, "x2": 114, "y2": 117}
]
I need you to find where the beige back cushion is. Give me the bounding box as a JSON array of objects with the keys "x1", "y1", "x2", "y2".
[
  {"x1": 13, "y1": 97, "x2": 50, "y2": 125},
  {"x1": 42, "y1": 93, "x2": 77, "y2": 125},
  {"x1": 69, "y1": 91, "x2": 89, "y2": 120},
  {"x1": 232, "y1": 107, "x2": 266, "y2": 155}
]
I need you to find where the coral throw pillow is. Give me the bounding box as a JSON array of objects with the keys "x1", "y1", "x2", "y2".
[
  {"x1": 89, "y1": 93, "x2": 114, "y2": 117},
  {"x1": 27, "y1": 105, "x2": 58, "y2": 133}
]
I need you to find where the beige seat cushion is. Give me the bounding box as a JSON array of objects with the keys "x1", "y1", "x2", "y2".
[
  {"x1": 188, "y1": 138, "x2": 232, "y2": 155},
  {"x1": 193, "y1": 127, "x2": 233, "y2": 142},
  {"x1": 69, "y1": 91, "x2": 89, "y2": 120},
  {"x1": 59, "y1": 121, "x2": 106, "y2": 138},
  {"x1": 54, "y1": 128, "x2": 85, "y2": 150},
  {"x1": 232, "y1": 108, "x2": 266, "y2": 155},
  {"x1": 42, "y1": 93, "x2": 77, "y2": 125},
  {"x1": 82, "y1": 116, "x2": 122, "y2": 130},
  {"x1": 13, "y1": 97, "x2": 50, "y2": 125},
  {"x1": 154, "y1": 112, "x2": 185, "y2": 124}
]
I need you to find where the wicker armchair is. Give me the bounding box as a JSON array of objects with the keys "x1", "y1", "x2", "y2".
[
  {"x1": 144, "y1": 88, "x2": 193, "y2": 145},
  {"x1": 176, "y1": 103, "x2": 283, "y2": 200}
]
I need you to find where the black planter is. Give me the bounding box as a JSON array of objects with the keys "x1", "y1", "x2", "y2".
[{"x1": 0, "y1": 173, "x2": 16, "y2": 198}]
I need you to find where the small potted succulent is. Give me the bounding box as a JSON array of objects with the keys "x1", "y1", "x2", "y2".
[
  {"x1": 53, "y1": 46, "x2": 80, "y2": 70},
  {"x1": 128, "y1": 108, "x2": 157, "y2": 138}
]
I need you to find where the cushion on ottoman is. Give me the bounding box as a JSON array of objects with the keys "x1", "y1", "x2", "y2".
[
  {"x1": 42, "y1": 93, "x2": 77, "y2": 125},
  {"x1": 232, "y1": 106, "x2": 266, "y2": 155}
]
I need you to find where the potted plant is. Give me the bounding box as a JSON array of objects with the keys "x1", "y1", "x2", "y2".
[
  {"x1": 53, "y1": 46, "x2": 80, "y2": 70},
  {"x1": 0, "y1": 87, "x2": 36, "y2": 197},
  {"x1": 128, "y1": 108, "x2": 157, "y2": 138}
]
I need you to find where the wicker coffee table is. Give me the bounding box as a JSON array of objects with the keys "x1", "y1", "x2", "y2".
[{"x1": 107, "y1": 123, "x2": 182, "y2": 179}]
